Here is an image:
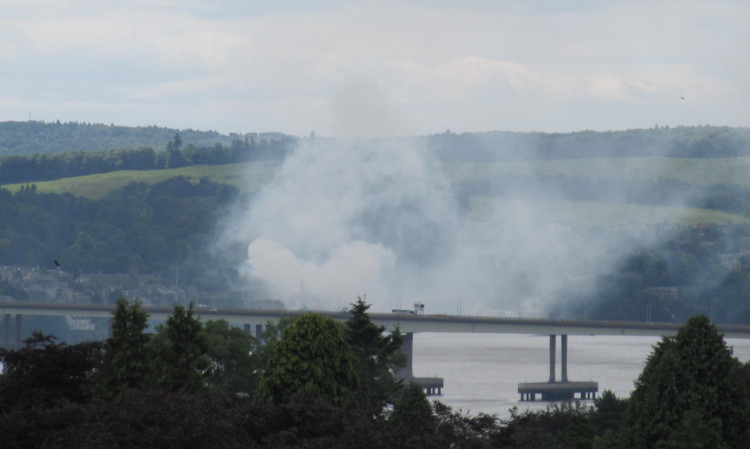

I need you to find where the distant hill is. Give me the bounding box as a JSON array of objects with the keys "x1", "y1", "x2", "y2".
[
  {"x1": 0, "y1": 120, "x2": 294, "y2": 156},
  {"x1": 425, "y1": 125, "x2": 750, "y2": 160}
]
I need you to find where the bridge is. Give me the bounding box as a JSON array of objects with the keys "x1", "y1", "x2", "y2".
[{"x1": 4, "y1": 302, "x2": 750, "y2": 400}]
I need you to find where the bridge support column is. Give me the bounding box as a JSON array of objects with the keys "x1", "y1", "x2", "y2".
[
  {"x1": 15, "y1": 314, "x2": 22, "y2": 348},
  {"x1": 396, "y1": 332, "x2": 414, "y2": 379},
  {"x1": 548, "y1": 335, "x2": 556, "y2": 383},
  {"x1": 256, "y1": 324, "x2": 263, "y2": 343},
  {"x1": 2, "y1": 314, "x2": 9, "y2": 349},
  {"x1": 561, "y1": 334, "x2": 568, "y2": 383}
]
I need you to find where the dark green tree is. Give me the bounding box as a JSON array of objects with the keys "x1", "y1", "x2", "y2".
[
  {"x1": 256, "y1": 313, "x2": 359, "y2": 407},
  {"x1": 93, "y1": 298, "x2": 151, "y2": 398},
  {"x1": 252, "y1": 317, "x2": 293, "y2": 378},
  {"x1": 345, "y1": 297, "x2": 405, "y2": 414},
  {"x1": 496, "y1": 403, "x2": 594, "y2": 449},
  {"x1": 388, "y1": 382, "x2": 438, "y2": 447},
  {"x1": 203, "y1": 319, "x2": 257, "y2": 395},
  {"x1": 150, "y1": 302, "x2": 208, "y2": 392},
  {"x1": 0, "y1": 331, "x2": 101, "y2": 411},
  {"x1": 590, "y1": 389, "x2": 628, "y2": 437},
  {"x1": 624, "y1": 315, "x2": 749, "y2": 449}
]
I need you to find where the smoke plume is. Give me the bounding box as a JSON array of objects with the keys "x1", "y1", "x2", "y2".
[{"x1": 217, "y1": 134, "x2": 662, "y2": 315}]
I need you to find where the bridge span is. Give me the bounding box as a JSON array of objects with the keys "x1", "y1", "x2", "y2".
[
  {"x1": 4, "y1": 301, "x2": 750, "y2": 339},
  {"x1": 4, "y1": 302, "x2": 750, "y2": 400}
]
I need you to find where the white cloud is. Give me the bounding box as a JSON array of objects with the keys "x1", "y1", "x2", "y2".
[{"x1": 0, "y1": 0, "x2": 748, "y2": 133}]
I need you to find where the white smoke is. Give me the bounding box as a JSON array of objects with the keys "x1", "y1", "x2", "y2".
[{"x1": 219, "y1": 136, "x2": 651, "y2": 315}]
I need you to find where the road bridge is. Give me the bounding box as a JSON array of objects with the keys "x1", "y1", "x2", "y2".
[{"x1": 4, "y1": 302, "x2": 750, "y2": 400}]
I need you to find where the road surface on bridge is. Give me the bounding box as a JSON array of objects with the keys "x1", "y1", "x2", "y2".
[{"x1": 3, "y1": 301, "x2": 750, "y2": 338}]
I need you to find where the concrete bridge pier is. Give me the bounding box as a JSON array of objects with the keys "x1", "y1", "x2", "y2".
[
  {"x1": 242, "y1": 323, "x2": 264, "y2": 343},
  {"x1": 549, "y1": 334, "x2": 556, "y2": 382},
  {"x1": 396, "y1": 332, "x2": 443, "y2": 396},
  {"x1": 561, "y1": 334, "x2": 568, "y2": 383},
  {"x1": 397, "y1": 332, "x2": 414, "y2": 379},
  {"x1": 518, "y1": 334, "x2": 597, "y2": 401},
  {"x1": 1, "y1": 314, "x2": 23, "y2": 349},
  {"x1": 2, "y1": 314, "x2": 9, "y2": 349}
]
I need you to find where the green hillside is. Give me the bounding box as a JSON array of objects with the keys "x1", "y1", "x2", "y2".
[
  {"x1": 3, "y1": 156, "x2": 749, "y2": 225},
  {"x1": 1, "y1": 161, "x2": 282, "y2": 200},
  {"x1": 469, "y1": 196, "x2": 750, "y2": 225},
  {"x1": 440, "y1": 157, "x2": 750, "y2": 187}
]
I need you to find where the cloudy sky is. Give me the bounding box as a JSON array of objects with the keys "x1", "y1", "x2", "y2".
[{"x1": 2, "y1": 0, "x2": 748, "y2": 137}]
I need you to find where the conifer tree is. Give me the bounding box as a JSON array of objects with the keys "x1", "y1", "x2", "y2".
[
  {"x1": 625, "y1": 315, "x2": 749, "y2": 448},
  {"x1": 93, "y1": 298, "x2": 151, "y2": 398},
  {"x1": 345, "y1": 297, "x2": 405, "y2": 414},
  {"x1": 151, "y1": 302, "x2": 208, "y2": 392}
]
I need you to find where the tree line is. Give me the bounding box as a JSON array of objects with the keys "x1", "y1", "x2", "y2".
[
  {"x1": 3, "y1": 124, "x2": 749, "y2": 186},
  {"x1": 0, "y1": 132, "x2": 297, "y2": 185},
  {"x1": 427, "y1": 125, "x2": 750, "y2": 161},
  {"x1": 1, "y1": 299, "x2": 748, "y2": 448},
  {"x1": 0, "y1": 120, "x2": 293, "y2": 156}
]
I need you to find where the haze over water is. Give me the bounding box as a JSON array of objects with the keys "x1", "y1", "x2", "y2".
[{"x1": 413, "y1": 333, "x2": 750, "y2": 419}]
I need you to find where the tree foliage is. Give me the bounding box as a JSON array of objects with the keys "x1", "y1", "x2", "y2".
[
  {"x1": 624, "y1": 315, "x2": 750, "y2": 449},
  {"x1": 0, "y1": 331, "x2": 101, "y2": 411},
  {"x1": 256, "y1": 313, "x2": 359, "y2": 407},
  {"x1": 150, "y1": 302, "x2": 208, "y2": 392},
  {"x1": 345, "y1": 297, "x2": 405, "y2": 414},
  {"x1": 93, "y1": 298, "x2": 151, "y2": 398},
  {"x1": 202, "y1": 319, "x2": 257, "y2": 395}
]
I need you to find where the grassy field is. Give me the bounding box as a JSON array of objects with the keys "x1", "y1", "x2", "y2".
[
  {"x1": 3, "y1": 156, "x2": 749, "y2": 225},
  {"x1": 469, "y1": 196, "x2": 750, "y2": 225},
  {"x1": 440, "y1": 157, "x2": 750, "y2": 187},
  {"x1": 0, "y1": 161, "x2": 283, "y2": 200}
]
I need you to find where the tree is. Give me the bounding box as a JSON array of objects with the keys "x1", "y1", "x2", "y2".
[
  {"x1": 203, "y1": 319, "x2": 257, "y2": 395},
  {"x1": 344, "y1": 297, "x2": 405, "y2": 414},
  {"x1": 388, "y1": 382, "x2": 438, "y2": 448},
  {"x1": 624, "y1": 315, "x2": 749, "y2": 449},
  {"x1": 256, "y1": 313, "x2": 359, "y2": 407},
  {"x1": 590, "y1": 389, "x2": 628, "y2": 436},
  {"x1": 150, "y1": 302, "x2": 208, "y2": 392},
  {"x1": 496, "y1": 403, "x2": 595, "y2": 449},
  {"x1": 251, "y1": 317, "x2": 294, "y2": 381},
  {"x1": 93, "y1": 298, "x2": 151, "y2": 398},
  {"x1": 0, "y1": 331, "x2": 101, "y2": 411}
]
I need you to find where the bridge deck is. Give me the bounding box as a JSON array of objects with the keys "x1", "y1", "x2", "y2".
[{"x1": 2, "y1": 302, "x2": 750, "y2": 338}]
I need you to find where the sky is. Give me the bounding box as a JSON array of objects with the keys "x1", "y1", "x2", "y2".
[{"x1": 1, "y1": 0, "x2": 748, "y2": 137}]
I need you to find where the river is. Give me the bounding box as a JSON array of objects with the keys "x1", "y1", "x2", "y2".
[{"x1": 412, "y1": 332, "x2": 750, "y2": 419}]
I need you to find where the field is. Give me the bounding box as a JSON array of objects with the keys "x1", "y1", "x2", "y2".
[
  {"x1": 0, "y1": 161, "x2": 283, "y2": 200},
  {"x1": 3, "y1": 156, "x2": 749, "y2": 225},
  {"x1": 469, "y1": 196, "x2": 750, "y2": 225},
  {"x1": 440, "y1": 157, "x2": 750, "y2": 187}
]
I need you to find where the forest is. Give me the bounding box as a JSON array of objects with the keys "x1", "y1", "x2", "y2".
[
  {"x1": 1, "y1": 299, "x2": 747, "y2": 449},
  {"x1": 0, "y1": 120, "x2": 294, "y2": 157}
]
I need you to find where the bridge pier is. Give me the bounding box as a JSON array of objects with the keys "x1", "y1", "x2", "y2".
[
  {"x1": 1, "y1": 314, "x2": 23, "y2": 349},
  {"x1": 518, "y1": 334, "x2": 597, "y2": 401},
  {"x1": 396, "y1": 332, "x2": 443, "y2": 396},
  {"x1": 15, "y1": 314, "x2": 22, "y2": 348},
  {"x1": 549, "y1": 335, "x2": 556, "y2": 382},
  {"x1": 561, "y1": 334, "x2": 568, "y2": 383},
  {"x1": 396, "y1": 332, "x2": 414, "y2": 379},
  {"x1": 2, "y1": 314, "x2": 9, "y2": 349}
]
